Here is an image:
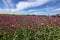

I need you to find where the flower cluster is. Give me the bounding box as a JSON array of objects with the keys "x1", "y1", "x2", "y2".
[{"x1": 0, "y1": 16, "x2": 60, "y2": 30}]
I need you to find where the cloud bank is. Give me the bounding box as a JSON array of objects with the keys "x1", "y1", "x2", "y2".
[
  {"x1": 0, "y1": 0, "x2": 60, "y2": 15},
  {"x1": 0, "y1": 0, "x2": 49, "y2": 14},
  {"x1": 16, "y1": 0, "x2": 48, "y2": 10}
]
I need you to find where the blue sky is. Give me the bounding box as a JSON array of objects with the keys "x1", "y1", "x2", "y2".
[{"x1": 0, "y1": 0, "x2": 60, "y2": 15}]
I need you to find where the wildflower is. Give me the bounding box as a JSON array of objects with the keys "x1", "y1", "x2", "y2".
[
  {"x1": 32, "y1": 29, "x2": 37, "y2": 32},
  {"x1": 11, "y1": 24, "x2": 16, "y2": 28},
  {"x1": 12, "y1": 25, "x2": 14, "y2": 27},
  {"x1": 41, "y1": 23, "x2": 46, "y2": 27},
  {"x1": 35, "y1": 23, "x2": 40, "y2": 29},
  {"x1": 27, "y1": 25, "x2": 30, "y2": 30}
]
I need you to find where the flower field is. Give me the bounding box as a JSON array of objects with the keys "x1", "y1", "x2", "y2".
[{"x1": 0, "y1": 15, "x2": 60, "y2": 40}]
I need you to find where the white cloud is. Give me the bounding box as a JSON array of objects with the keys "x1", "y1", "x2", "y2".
[
  {"x1": 30, "y1": 12, "x2": 43, "y2": 15},
  {"x1": 1, "y1": 0, "x2": 56, "y2": 15},
  {"x1": 16, "y1": 2, "x2": 31, "y2": 10},
  {"x1": 16, "y1": 0, "x2": 48, "y2": 10},
  {"x1": 0, "y1": 8, "x2": 19, "y2": 14},
  {"x1": 2, "y1": 0, "x2": 14, "y2": 8},
  {"x1": 0, "y1": 0, "x2": 49, "y2": 14},
  {"x1": 55, "y1": 8, "x2": 60, "y2": 11}
]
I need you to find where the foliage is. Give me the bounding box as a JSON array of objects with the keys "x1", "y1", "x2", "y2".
[
  {"x1": 0, "y1": 27, "x2": 60, "y2": 40},
  {"x1": 0, "y1": 15, "x2": 60, "y2": 40}
]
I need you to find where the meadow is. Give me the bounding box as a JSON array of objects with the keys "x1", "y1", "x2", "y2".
[{"x1": 0, "y1": 15, "x2": 60, "y2": 40}]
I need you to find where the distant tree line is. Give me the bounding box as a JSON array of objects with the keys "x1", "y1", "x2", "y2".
[{"x1": 52, "y1": 14, "x2": 60, "y2": 17}]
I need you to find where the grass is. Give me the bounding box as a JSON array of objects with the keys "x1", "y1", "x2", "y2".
[
  {"x1": 0, "y1": 15, "x2": 60, "y2": 40},
  {"x1": 0, "y1": 26, "x2": 60, "y2": 40}
]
